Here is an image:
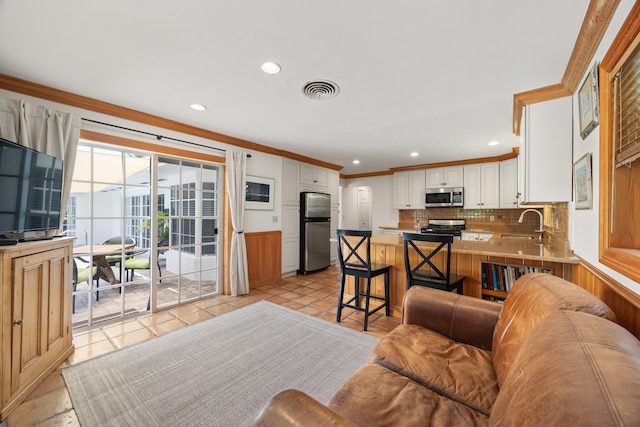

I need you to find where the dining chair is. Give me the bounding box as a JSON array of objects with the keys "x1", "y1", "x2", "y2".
[
  {"x1": 120, "y1": 251, "x2": 162, "y2": 282},
  {"x1": 402, "y1": 232, "x2": 465, "y2": 294},
  {"x1": 102, "y1": 235, "x2": 136, "y2": 281},
  {"x1": 336, "y1": 229, "x2": 390, "y2": 331},
  {"x1": 72, "y1": 258, "x2": 99, "y2": 314}
]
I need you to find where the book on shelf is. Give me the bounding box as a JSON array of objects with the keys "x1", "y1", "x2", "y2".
[{"x1": 481, "y1": 263, "x2": 552, "y2": 293}]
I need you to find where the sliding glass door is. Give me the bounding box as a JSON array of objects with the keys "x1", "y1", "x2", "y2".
[
  {"x1": 154, "y1": 157, "x2": 220, "y2": 308},
  {"x1": 66, "y1": 142, "x2": 222, "y2": 328}
]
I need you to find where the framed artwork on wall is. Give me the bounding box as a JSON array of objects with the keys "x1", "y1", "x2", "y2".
[
  {"x1": 245, "y1": 175, "x2": 274, "y2": 210},
  {"x1": 578, "y1": 62, "x2": 600, "y2": 140},
  {"x1": 574, "y1": 153, "x2": 593, "y2": 210}
]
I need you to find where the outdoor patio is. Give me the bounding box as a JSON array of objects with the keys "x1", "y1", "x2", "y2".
[{"x1": 72, "y1": 260, "x2": 218, "y2": 329}]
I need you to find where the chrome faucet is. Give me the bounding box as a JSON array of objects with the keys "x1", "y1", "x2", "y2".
[{"x1": 518, "y1": 209, "x2": 544, "y2": 237}]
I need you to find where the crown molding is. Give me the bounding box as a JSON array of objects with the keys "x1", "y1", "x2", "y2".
[
  {"x1": 0, "y1": 73, "x2": 343, "y2": 171},
  {"x1": 512, "y1": 0, "x2": 620, "y2": 136}
]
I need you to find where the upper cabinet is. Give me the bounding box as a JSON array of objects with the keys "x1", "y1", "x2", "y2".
[
  {"x1": 521, "y1": 97, "x2": 572, "y2": 203},
  {"x1": 499, "y1": 158, "x2": 520, "y2": 208},
  {"x1": 463, "y1": 162, "x2": 499, "y2": 209},
  {"x1": 327, "y1": 170, "x2": 339, "y2": 206},
  {"x1": 394, "y1": 170, "x2": 425, "y2": 209},
  {"x1": 283, "y1": 158, "x2": 300, "y2": 205},
  {"x1": 300, "y1": 163, "x2": 328, "y2": 191},
  {"x1": 425, "y1": 166, "x2": 464, "y2": 188}
]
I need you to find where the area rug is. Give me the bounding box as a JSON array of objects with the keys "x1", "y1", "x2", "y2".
[{"x1": 62, "y1": 301, "x2": 379, "y2": 426}]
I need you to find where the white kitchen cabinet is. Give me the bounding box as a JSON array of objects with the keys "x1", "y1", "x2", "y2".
[
  {"x1": 282, "y1": 159, "x2": 300, "y2": 274},
  {"x1": 499, "y1": 157, "x2": 520, "y2": 208},
  {"x1": 283, "y1": 158, "x2": 300, "y2": 206},
  {"x1": 281, "y1": 205, "x2": 299, "y2": 273},
  {"x1": 393, "y1": 170, "x2": 425, "y2": 209},
  {"x1": 327, "y1": 169, "x2": 340, "y2": 207},
  {"x1": 330, "y1": 207, "x2": 338, "y2": 263},
  {"x1": 461, "y1": 231, "x2": 494, "y2": 241},
  {"x1": 464, "y1": 163, "x2": 499, "y2": 209},
  {"x1": 300, "y1": 163, "x2": 328, "y2": 190},
  {"x1": 425, "y1": 166, "x2": 464, "y2": 188},
  {"x1": 521, "y1": 97, "x2": 572, "y2": 203}
]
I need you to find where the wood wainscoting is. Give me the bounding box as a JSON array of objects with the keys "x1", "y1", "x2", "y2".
[
  {"x1": 245, "y1": 231, "x2": 282, "y2": 287},
  {"x1": 572, "y1": 258, "x2": 640, "y2": 340}
]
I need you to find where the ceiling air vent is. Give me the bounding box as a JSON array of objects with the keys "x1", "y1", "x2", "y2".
[{"x1": 301, "y1": 80, "x2": 340, "y2": 100}]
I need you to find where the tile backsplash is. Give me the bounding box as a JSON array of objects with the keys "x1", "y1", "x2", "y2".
[{"x1": 397, "y1": 203, "x2": 569, "y2": 244}]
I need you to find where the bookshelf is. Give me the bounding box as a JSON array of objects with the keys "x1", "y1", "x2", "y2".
[{"x1": 481, "y1": 262, "x2": 553, "y2": 301}]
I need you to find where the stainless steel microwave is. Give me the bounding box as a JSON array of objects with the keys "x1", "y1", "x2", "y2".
[{"x1": 425, "y1": 187, "x2": 463, "y2": 207}]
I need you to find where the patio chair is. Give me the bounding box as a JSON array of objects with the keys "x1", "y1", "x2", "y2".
[
  {"x1": 101, "y1": 235, "x2": 136, "y2": 281},
  {"x1": 72, "y1": 258, "x2": 99, "y2": 314}
]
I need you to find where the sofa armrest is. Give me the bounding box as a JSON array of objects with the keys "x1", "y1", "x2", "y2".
[
  {"x1": 252, "y1": 389, "x2": 358, "y2": 427},
  {"x1": 403, "y1": 286, "x2": 502, "y2": 351}
]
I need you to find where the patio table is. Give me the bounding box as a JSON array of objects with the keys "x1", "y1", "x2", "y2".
[{"x1": 73, "y1": 243, "x2": 136, "y2": 285}]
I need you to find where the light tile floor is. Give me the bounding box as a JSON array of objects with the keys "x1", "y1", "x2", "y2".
[{"x1": 7, "y1": 265, "x2": 400, "y2": 426}]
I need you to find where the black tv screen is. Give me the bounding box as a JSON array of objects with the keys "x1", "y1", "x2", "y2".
[{"x1": 0, "y1": 138, "x2": 64, "y2": 236}]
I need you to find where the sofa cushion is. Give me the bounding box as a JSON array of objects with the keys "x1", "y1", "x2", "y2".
[
  {"x1": 490, "y1": 310, "x2": 640, "y2": 426},
  {"x1": 329, "y1": 364, "x2": 489, "y2": 427},
  {"x1": 492, "y1": 273, "x2": 615, "y2": 386},
  {"x1": 369, "y1": 324, "x2": 497, "y2": 416}
]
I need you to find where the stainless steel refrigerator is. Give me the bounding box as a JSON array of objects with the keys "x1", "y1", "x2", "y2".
[{"x1": 298, "y1": 192, "x2": 331, "y2": 274}]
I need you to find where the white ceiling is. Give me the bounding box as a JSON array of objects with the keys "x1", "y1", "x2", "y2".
[{"x1": 0, "y1": 1, "x2": 589, "y2": 174}]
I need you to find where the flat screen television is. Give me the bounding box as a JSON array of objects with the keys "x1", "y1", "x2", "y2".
[{"x1": 0, "y1": 137, "x2": 64, "y2": 238}]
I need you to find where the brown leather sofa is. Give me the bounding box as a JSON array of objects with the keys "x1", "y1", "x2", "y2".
[{"x1": 253, "y1": 273, "x2": 640, "y2": 426}]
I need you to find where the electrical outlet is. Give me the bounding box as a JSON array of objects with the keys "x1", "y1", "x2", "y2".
[
  {"x1": 490, "y1": 215, "x2": 495, "y2": 222},
  {"x1": 272, "y1": 215, "x2": 278, "y2": 223}
]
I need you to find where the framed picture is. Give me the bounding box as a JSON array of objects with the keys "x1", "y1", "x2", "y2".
[
  {"x1": 578, "y1": 62, "x2": 600, "y2": 140},
  {"x1": 245, "y1": 175, "x2": 274, "y2": 210},
  {"x1": 574, "y1": 153, "x2": 593, "y2": 210}
]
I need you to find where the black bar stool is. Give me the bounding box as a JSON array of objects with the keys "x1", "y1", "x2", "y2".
[
  {"x1": 336, "y1": 229, "x2": 390, "y2": 331},
  {"x1": 402, "y1": 232, "x2": 464, "y2": 294}
]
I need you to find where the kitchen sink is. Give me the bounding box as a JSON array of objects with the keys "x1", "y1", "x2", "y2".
[{"x1": 500, "y1": 234, "x2": 536, "y2": 240}]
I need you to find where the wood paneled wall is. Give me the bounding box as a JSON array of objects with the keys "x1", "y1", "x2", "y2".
[
  {"x1": 245, "y1": 231, "x2": 282, "y2": 287},
  {"x1": 571, "y1": 259, "x2": 640, "y2": 340}
]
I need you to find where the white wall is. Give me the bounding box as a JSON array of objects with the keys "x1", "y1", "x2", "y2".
[
  {"x1": 243, "y1": 151, "x2": 283, "y2": 233},
  {"x1": 570, "y1": 0, "x2": 640, "y2": 293},
  {"x1": 341, "y1": 175, "x2": 396, "y2": 234}
]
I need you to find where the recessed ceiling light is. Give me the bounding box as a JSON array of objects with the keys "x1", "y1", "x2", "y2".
[
  {"x1": 410, "y1": 152, "x2": 419, "y2": 157},
  {"x1": 261, "y1": 62, "x2": 281, "y2": 74},
  {"x1": 488, "y1": 140, "x2": 499, "y2": 146},
  {"x1": 353, "y1": 159, "x2": 360, "y2": 164},
  {"x1": 190, "y1": 104, "x2": 207, "y2": 111}
]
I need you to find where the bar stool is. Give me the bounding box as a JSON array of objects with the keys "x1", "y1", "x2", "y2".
[
  {"x1": 402, "y1": 232, "x2": 465, "y2": 294},
  {"x1": 336, "y1": 229, "x2": 390, "y2": 331}
]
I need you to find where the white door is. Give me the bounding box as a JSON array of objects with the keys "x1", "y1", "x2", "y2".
[{"x1": 358, "y1": 187, "x2": 371, "y2": 230}]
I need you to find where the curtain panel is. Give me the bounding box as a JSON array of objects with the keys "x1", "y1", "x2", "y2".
[
  {"x1": 226, "y1": 149, "x2": 249, "y2": 296},
  {"x1": 0, "y1": 98, "x2": 80, "y2": 231}
]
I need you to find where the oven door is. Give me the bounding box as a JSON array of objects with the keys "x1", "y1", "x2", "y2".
[{"x1": 425, "y1": 189, "x2": 453, "y2": 207}]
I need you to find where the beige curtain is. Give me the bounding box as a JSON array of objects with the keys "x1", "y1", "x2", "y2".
[
  {"x1": 226, "y1": 149, "x2": 249, "y2": 296},
  {"x1": 0, "y1": 98, "x2": 80, "y2": 231}
]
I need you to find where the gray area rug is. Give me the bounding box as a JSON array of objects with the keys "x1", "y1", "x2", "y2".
[{"x1": 62, "y1": 301, "x2": 379, "y2": 426}]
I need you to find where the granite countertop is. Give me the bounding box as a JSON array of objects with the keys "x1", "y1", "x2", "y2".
[{"x1": 371, "y1": 234, "x2": 578, "y2": 264}]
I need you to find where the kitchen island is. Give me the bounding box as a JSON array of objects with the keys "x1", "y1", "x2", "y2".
[{"x1": 354, "y1": 234, "x2": 577, "y2": 317}]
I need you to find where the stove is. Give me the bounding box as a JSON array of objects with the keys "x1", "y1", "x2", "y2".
[{"x1": 420, "y1": 219, "x2": 466, "y2": 237}]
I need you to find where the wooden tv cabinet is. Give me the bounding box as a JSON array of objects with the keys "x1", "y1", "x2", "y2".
[{"x1": 0, "y1": 237, "x2": 75, "y2": 421}]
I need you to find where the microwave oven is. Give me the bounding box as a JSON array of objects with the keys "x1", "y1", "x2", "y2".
[{"x1": 425, "y1": 187, "x2": 463, "y2": 207}]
